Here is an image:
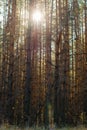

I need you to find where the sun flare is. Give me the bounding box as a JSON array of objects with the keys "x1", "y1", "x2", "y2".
[{"x1": 32, "y1": 10, "x2": 42, "y2": 23}]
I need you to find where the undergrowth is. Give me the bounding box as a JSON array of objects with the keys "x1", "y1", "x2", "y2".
[{"x1": 0, "y1": 124, "x2": 87, "y2": 130}]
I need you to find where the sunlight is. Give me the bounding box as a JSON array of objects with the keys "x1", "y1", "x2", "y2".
[{"x1": 32, "y1": 10, "x2": 42, "y2": 23}]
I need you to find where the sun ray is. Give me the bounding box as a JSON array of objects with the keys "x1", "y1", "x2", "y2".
[{"x1": 32, "y1": 10, "x2": 42, "y2": 23}]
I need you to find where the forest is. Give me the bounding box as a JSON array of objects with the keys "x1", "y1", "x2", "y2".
[{"x1": 0, "y1": 0, "x2": 87, "y2": 129}]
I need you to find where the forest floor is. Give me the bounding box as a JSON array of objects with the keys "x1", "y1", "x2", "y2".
[{"x1": 0, "y1": 125, "x2": 87, "y2": 130}]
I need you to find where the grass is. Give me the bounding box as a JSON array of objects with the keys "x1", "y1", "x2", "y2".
[{"x1": 0, "y1": 124, "x2": 87, "y2": 130}]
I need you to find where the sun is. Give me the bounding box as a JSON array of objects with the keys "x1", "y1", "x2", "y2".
[{"x1": 32, "y1": 10, "x2": 42, "y2": 23}]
